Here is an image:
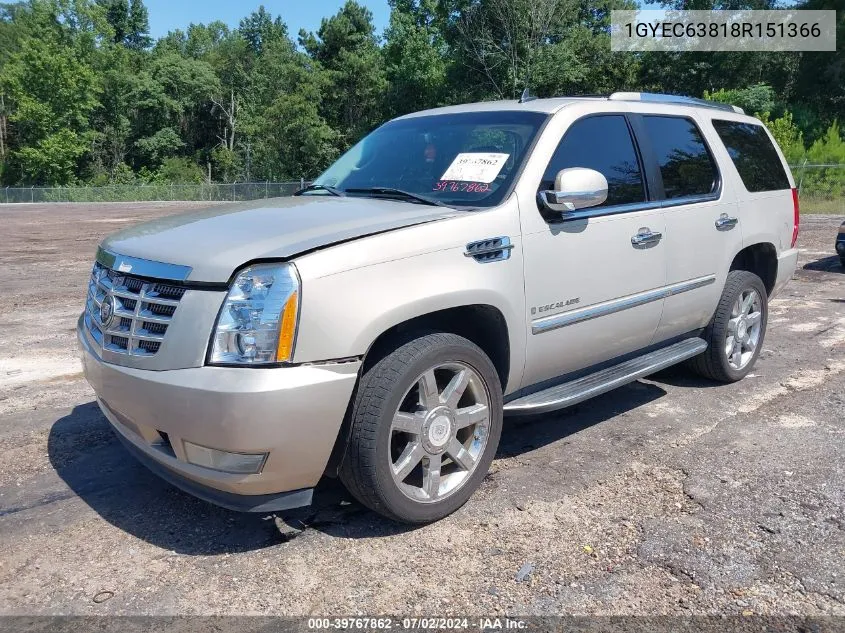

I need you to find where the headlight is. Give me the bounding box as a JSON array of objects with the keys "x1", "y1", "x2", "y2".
[{"x1": 209, "y1": 263, "x2": 300, "y2": 365}]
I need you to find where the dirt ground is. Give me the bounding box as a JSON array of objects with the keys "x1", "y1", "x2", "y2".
[{"x1": 0, "y1": 203, "x2": 843, "y2": 617}]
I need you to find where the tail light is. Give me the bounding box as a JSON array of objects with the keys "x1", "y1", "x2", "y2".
[{"x1": 791, "y1": 187, "x2": 800, "y2": 248}]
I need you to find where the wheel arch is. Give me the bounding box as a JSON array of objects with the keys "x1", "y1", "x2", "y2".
[
  {"x1": 322, "y1": 303, "x2": 512, "y2": 478},
  {"x1": 729, "y1": 242, "x2": 777, "y2": 296},
  {"x1": 361, "y1": 304, "x2": 511, "y2": 390},
  {"x1": 343, "y1": 288, "x2": 520, "y2": 389}
]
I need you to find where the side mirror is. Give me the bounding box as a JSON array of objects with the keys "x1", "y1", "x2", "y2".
[{"x1": 540, "y1": 168, "x2": 608, "y2": 215}]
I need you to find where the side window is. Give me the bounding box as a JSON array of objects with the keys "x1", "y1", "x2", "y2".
[
  {"x1": 642, "y1": 116, "x2": 718, "y2": 199},
  {"x1": 712, "y1": 120, "x2": 791, "y2": 192},
  {"x1": 540, "y1": 115, "x2": 646, "y2": 207}
]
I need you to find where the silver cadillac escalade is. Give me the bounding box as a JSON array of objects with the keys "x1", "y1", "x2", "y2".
[{"x1": 79, "y1": 92, "x2": 800, "y2": 524}]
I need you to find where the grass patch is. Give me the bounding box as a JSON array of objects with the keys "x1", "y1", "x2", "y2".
[{"x1": 799, "y1": 197, "x2": 845, "y2": 215}]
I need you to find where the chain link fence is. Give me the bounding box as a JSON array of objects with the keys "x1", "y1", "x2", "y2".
[
  {"x1": 791, "y1": 163, "x2": 845, "y2": 215},
  {"x1": 0, "y1": 166, "x2": 843, "y2": 214},
  {"x1": 0, "y1": 181, "x2": 308, "y2": 204}
]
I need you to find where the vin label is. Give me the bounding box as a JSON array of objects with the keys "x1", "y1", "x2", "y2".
[{"x1": 611, "y1": 10, "x2": 836, "y2": 52}]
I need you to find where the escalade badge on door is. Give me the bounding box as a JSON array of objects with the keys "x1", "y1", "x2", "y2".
[{"x1": 531, "y1": 297, "x2": 580, "y2": 315}]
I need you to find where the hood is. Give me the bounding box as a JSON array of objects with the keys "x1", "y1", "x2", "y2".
[{"x1": 101, "y1": 196, "x2": 464, "y2": 282}]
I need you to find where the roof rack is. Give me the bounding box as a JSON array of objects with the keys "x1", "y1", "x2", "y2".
[{"x1": 608, "y1": 92, "x2": 744, "y2": 114}]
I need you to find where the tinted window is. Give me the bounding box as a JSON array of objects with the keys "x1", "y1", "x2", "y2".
[
  {"x1": 312, "y1": 111, "x2": 547, "y2": 208},
  {"x1": 642, "y1": 116, "x2": 718, "y2": 199},
  {"x1": 541, "y1": 115, "x2": 645, "y2": 207},
  {"x1": 712, "y1": 120, "x2": 790, "y2": 192}
]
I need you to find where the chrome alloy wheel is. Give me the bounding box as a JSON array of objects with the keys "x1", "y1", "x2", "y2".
[
  {"x1": 725, "y1": 288, "x2": 763, "y2": 370},
  {"x1": 388, "y1": 362, "x2": 490, "y2": 503}
]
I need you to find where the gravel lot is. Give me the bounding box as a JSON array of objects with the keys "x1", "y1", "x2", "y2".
[{"x1": 0, "y1": 203, "x2": 843, "y2": 617}]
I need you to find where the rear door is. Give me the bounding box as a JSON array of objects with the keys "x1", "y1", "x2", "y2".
[
  {"x1": 709, "y1": 118, "x2": 797, "y2": 254},
  {"x1": 633, "y1": 112, "x2": 744, "y2": 343}
]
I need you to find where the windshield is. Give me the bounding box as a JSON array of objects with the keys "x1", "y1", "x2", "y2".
[{"x1": 311, "y1": 111, "x2": 548, "y2": 208}]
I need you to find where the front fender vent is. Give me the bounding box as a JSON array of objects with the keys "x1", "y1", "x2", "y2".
[{"x1": 464, "y1": 236, "x2": 514, "y2": 263}]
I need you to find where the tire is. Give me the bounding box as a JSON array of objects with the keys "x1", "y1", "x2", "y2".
[
  {"x1": 840, "y1": 256, "x2": 845, "y2": 269},
  {"x1": 339, "y1": 332, "x2": 503, "y2": 524},
  {"x1": 688, "y1": 270, "x2": 768, "y2": 383}
]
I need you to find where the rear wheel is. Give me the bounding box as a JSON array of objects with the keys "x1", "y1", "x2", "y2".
[
  {"x1": 340, "y1": 332, "x2": 503, "y2": 524},
  {"x1": 689, "y1": 270, "x2": 768, "y2": 383}
]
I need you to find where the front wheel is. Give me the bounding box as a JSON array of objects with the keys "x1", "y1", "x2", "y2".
[
  {"x1": 339, "y1": 332, "x2": 503, "y2": 524},
  {"x1": 689, "y1": 270, "x2": 768, "y2": 383}
]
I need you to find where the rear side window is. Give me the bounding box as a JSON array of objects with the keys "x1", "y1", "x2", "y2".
[
  {"x1": 541, "y1": 115, "x2": 646, "y2": 207},
  {"x1": 642, "y1": 116, "x2": 718, "y2": 199},
  {"x1": 712, "y1": 120, "x2": 790, "y2": 192}
]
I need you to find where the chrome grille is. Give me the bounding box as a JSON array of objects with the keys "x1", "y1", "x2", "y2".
[{"x1": 84, "y1": 262, "x2": 186, "y2": 356}]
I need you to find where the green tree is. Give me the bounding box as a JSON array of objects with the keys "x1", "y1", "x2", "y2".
[
  {"x1": 382, "y1": 0, "x2": 447, "y2": 116},
  {"x1": 300, "y1": 1, "x2": 387, "y2": 147},
  {"x1": 134, "y1": 127, "x2": 184, "y2": 164},
  {"x1": 438, "y1": 0, "x2": 564, "y2": 99},
  {"x1": 262, "y1": 92, "x2": 339, "y2": 179},
  {"x1": 155, "y1": 155, "x2": 205, "y2": 183},
  {"x1": 807, "y1": 121, "x2": 845, "y2": 165},
  {"x1": 639, "y1": 0, "x2": 799, "y2": 104},
  {"x1": 0, "y1": 0, "x2": 838, "y2": 188},
  {"x1": 532, "y1": 0, "x2": 640, "y2": 97},
  {"x1": 0, "y1": 21, "x2": 100, "y2": 183},
  {"x1": 801, "y1": 121, "x2": 845, "y2": 203},
  {"x1": 437, "y1": 0, "x2": 638, "y2": 100},
  {"x1": 88, "y1": 61, "x2": 134, "y2": 178},
  {"x1": 130, "y1": 51, "x2": 218, "y2": 169},
  {"x1": 206, "y1": 28, "x2": 254, "y2": 155},
  {"x1": 210, "y1": 145, "x2": 241, "y2": 182},
  {"x1": 245, "y1": 32, "x2": 338, "y2": 179},
  {"x1": 757, "y1": 111, "x2": 805, "y2": 165},
  {"x1": 97, "y1": 0, "x2": 151, "y2": 49},
  {"x1": 793, "y1": 0, "x2": 845, "y2": 133},
  {"x1": 704, "y1": 84, "x2": 776, "y2": 116},
  {"x1": 239, "y1": 5, "x2": 287, "y2": 55}
]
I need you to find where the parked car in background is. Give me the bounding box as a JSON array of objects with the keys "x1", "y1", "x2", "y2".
[
  {"x1": 79, "y1": 92, "x2": 800, "y2": 524},
  {"x1": 836, "y1": 221, "x2": 845, "y2": 267}
]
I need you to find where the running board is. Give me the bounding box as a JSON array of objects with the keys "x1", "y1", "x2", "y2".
[{"x1": 503, "y1": 337, "x2": 707, "y2": 416}]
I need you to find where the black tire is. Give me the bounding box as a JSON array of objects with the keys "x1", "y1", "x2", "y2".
[
  {"x1": 339, "y1": 332, "x2": 503, "y2": 524},
  {"x1": 688, "y1": 270, "x2": 768, "y2": 383},
  {"x1": 840, "y1": 256, "x2": 845, "y2": 269}
]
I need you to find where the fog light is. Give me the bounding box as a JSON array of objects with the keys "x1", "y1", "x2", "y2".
[{"x1": 183, "y1": 441, "x2": 268, "y2": 474}]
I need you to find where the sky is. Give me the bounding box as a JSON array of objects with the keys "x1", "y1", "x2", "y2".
[{"x1": 144, "y1": 0, "x2": 392, "y2": 40}]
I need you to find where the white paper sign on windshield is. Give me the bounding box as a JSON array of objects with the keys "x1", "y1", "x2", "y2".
[{"x1": 440, "y1": 153, "x2": 510, "y2": 183}]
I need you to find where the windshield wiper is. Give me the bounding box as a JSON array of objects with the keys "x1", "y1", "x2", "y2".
[
  {"x1": 344, "y1": 187, "x2": 446, "y2": 207},
  {"x1": 295, "y1": 184, "x2": 345, "y2": 197}
]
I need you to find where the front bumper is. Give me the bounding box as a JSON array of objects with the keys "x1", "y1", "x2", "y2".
[{"x1": 78, "y1": 316, "x2": 360, "y2": 511}]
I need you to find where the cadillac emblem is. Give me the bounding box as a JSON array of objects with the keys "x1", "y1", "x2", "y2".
[{"x1": 99, "y1": 294, "x2": 116, "y2": 328}]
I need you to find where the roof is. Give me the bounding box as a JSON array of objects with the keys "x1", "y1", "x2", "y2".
[
  {"x1": 395, "y1": 97, "x2": 601, "y2": 119},
  {"x1": 394, "y1": 93, "x2": 745, "y2": 120}
]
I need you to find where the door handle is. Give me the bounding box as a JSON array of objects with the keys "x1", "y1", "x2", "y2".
[
  {"x1": 715, "y1": 213, "x2": 739, "y2": 230},
  {"x1": 631, "y1": 228, "x2": 663, "y2": 246}
]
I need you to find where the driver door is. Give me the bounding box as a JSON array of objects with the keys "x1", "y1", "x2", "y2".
[{"x1": 519, "y1": 113, "x2": 667, "y2": 388}]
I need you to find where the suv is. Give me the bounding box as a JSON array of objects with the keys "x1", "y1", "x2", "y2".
[{"x1": 79, "y1": 92, "x2": 800, "y2": 524}]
